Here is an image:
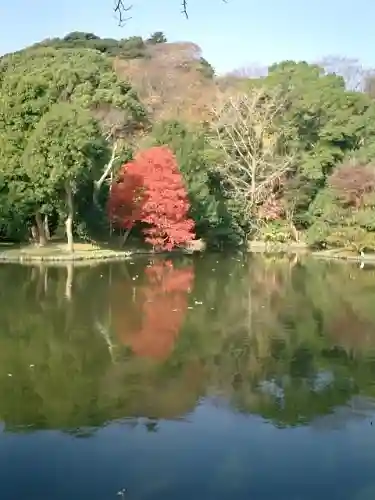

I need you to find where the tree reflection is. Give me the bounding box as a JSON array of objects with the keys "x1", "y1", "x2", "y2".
[
  {"x1": 0, "y1": 256, "x2": 375, "y2": 432},
  {"x1": 113, "y1": 259, "x2": 194, "y2": 361}
]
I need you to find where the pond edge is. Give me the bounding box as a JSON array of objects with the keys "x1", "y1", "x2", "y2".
[{"x1": 1, "y1": 241, "x2": 375, "y2": 265}]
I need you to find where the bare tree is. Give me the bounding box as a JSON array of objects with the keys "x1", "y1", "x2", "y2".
[
  {"x1": 216, "y1": 64, "x2": 268, "y2": 93},
  {"x1": 114, "y1": 0, "x2": 132, "y2": 26},
  {"x1": 211, "y1": 87, "x2": 295, "y2": 228},
  {"x1": 226, "y1": 64, "x2": 268, "y2": 80},
  {"x1": 318, "y1": 56, "x2": 375, "y2": 91},
  {"x1": 364, "y1": 74, "x2": 375, "y2": 99}
]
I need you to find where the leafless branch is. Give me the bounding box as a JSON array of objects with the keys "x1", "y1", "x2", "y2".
[
  {"x1": 318, "y1": 56, "x2": 375, "y2": 92},
  {"x1": 114, "y1": 0, "x2": 132, "y2": 26},
  {"x1": 181, "y1": 0, "x2": 228, "y2": 19},
  {"x1": 113, "y1": 0, "x2": 227, "y2": 24},
  {"x1": 181, "y1": 0, "x2": 189, "y2": 18},
  {"x1": 226, "y1": 64, "x2": 268, "y2": 80},
  {"x1": 95, "y1": 141, "x2": 119, "y2": 195}
]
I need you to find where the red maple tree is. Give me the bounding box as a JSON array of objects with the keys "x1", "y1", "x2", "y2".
[
  {"x1": 107, "y1": 163, "x2": 143, "y2": 229},
  {"x1": 108, "y1": 146, "x2": 196, "y2": 251}
]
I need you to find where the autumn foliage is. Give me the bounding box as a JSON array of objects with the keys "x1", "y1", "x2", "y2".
[
  {"x1": 108, "y1": 146, "x2": 196, "y2": 250},
  {"x1": 257, "y1": 194, "x2": 284, "y2": 221},
  {"x1": 113, "y1": 260, "x2": 194, "y2": 360},
  {"x1": 115, "y1": 42, "x2": 217, "y2": 122},
  {"x1": 329, "y1": 163, "x2": 375, "y2": 207}
]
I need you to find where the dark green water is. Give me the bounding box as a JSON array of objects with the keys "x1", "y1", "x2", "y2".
[{"x1": 1, "y1": 254, "x2": 375, "y2": 500}]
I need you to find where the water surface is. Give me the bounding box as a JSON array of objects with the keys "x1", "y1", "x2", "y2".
[{"x1": 1, "y1": 254, "x2": 375, "y2": 500}]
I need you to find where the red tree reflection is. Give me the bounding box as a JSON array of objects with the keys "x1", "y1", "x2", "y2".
[{"x1": 113, "y1": 260, "x2": 194, "y2": 361}]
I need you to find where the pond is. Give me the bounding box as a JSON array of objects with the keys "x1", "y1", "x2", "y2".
[{"x1": 1, "y1": 254, "x2": 375, "y2": 500}]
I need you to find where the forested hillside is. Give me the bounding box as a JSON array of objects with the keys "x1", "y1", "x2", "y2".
[{"x1": 1, "y1": 30, "x2": 375, "y2": 252}]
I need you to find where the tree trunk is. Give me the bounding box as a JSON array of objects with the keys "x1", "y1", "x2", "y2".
[
  {"x1": 94, "y1": 141, "x2": 118, "y2": 205},
  {"x1": 121, "y1": 226, "x2": 132, "y2": 247},
  {"x1": 30, "y1": 225, "x2": 39, "y2": 244},
  {"x1": 44, "y1": 214, "x2": 51, "y2": 241},
  {"x1": 289, "y1": 221, "x2": 299, "y2": 242},
  {"x1": 65, "y1": 182, "x2": 74, "y2": 253},
  {"x1": 35, "y1": 211, "x2": 47, "y2": 246},
  {"x1": 109, "y1": 170, "x2": 113, "y2": 238},
  {"x1": 285, "y1": 208, "x2": 299, "y2": 242}
]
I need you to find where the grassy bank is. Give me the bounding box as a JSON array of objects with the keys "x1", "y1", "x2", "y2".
[
  {"x1": 1, "y1": 240, "x2": 375, "y2": 265},
  {"x1": 0, "y1": 242, "x2": 133, "y2": 263},
  {"x1": 248, "y1": 241, "x2": 375, "y2": 263},
  {"x1": 0, "y1": 238, "x2": 199, "y2": 264}
]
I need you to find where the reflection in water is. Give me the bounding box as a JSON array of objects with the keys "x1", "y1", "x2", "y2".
[
  {"x1": 1, "y1": 255, "x2": 375, "y2": 499},
  {"x1": 115, "y1": 260, "x2": 194, "y2": 360}
]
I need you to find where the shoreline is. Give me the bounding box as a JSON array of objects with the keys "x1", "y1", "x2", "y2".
[
  {"x1": 1, "y1": 241, "x2": 375, "y2": 265},
  {"x1": 248, "y1": 242, "x2": 375, "y2": 263},
  {"x1": 0, "y1": 241, "x2": 195, "y2": 265},
  {"x1": 248, "y1": 240, "x2": 375, "y2": 263},
  {"x1": 310, "y1": 251, "x2": 375, "y2": 263}
]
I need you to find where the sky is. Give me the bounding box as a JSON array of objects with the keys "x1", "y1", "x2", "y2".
[{"x1": 0, "y1": 0, "x2": 374, "y2": 74}]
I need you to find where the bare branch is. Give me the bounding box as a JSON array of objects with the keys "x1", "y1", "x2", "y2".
[
  {"x1": 226, "y1": 64, "x2": 268, "y2": 80},
  {"x1": 92, "y1": 104, "x2": 138, "y2": 140},
  {"x1": 181, "y1": 0, "x2": 228, "y2": 19},
  {"x1": 181, "y1": 0, "x2": 189, "y2": 18},
  {"x1": 95, "y1": 141, "x2": 119, "y2": 194},
  {"x1": 114, "y1": 0, "x2": 132, "y2": 26},
  {"x1": 318, "y1": 56, "x2": 375, "y2": 91},
  {"x1": 113, "y1": 0, "x2": 227, "y2": 24},
  {"x1": 91, "y1": 102, "x2": 146, "y2": 200},
  {"x1": 211, "y1": 87, "x2": 295, "y2": 225}
]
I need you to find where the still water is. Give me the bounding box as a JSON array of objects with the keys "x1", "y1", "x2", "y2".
[{"x1": 1, "y1": 254, "x2": 375, "y2": 500}]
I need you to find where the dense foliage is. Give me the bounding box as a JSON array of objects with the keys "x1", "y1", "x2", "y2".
[
  {"x1": 32, "y1": 31, "x2": 148, "y2": 59},
  {"x1": 0, "y1": 41, "x2": 146, "y2": 245},
  {"x1": 108, "y1": 146, "x2": 195, "y2": 250},
  {"x1": 2, "y1": 30, "x2": 375, "y2": 251}
]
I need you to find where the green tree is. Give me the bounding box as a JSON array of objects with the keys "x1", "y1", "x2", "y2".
[
  {"x1": 23, "y1": 103, "x2": 108, "y2": 252},
  {"x1": 146, "y1": 31, "x2": 167, "y2": 44},
  {"x1": 0, "y1": 45, "x2": 146, "y2": 243},
  {"x1": 247, "y1": 61, "x2": 375, "y2": 234},
  {"x1": 31, "y1": 32, "x2": 147, "y2": 59},
  {"x1": 307, "y1": 160, "x2": 375, "y2": 250},
  {"x1": 198, "y1": 57, "x2": 215, "y2": 79}
]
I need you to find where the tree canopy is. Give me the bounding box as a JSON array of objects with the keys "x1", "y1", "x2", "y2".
[
  {"x1": 1, "y1": 27, "x2": 375, "y2": 252},
  {"x1": 0, "y1": 42, "x2": 146, "y2": 245}
]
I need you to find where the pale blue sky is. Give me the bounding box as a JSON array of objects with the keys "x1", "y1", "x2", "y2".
[{"x1": 0, "y1": 0, "x2": 372, "y2": 74}]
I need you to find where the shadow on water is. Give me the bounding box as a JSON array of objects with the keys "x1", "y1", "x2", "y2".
[{"x1": 1, "y1": 254, "x2": 375, "y2": 499}]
